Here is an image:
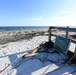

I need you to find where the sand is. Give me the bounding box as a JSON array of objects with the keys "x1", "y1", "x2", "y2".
[
  {"x1": 0, "y1": 30, "x2": 48, "y2": 44},
  {"x1": 0, "y1": 29, "x2": 76, "y2": 75}
]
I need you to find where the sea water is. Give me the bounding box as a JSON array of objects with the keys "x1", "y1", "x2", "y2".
[{"x1": 0, "y1": 26, "x2": 49, "y2": 32}]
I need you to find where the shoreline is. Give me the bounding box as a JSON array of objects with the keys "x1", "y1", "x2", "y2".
[
  {"x1": 0, "y1": 30, "x2": 48, "y2": 44},
  {"x1": 0, "y1": 29, "x2": 76, "y2": 45}
]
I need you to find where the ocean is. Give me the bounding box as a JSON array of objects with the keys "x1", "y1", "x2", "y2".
[{"x1": 0, "y1": 26, "x2": 49, "y2": 32}]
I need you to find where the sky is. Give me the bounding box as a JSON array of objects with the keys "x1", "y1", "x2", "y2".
[{"x1": 0, "y1": 0, "x2": 76, "y2": 27}]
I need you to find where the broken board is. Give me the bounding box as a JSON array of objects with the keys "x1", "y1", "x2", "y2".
[{"x1": 53, "y1": 36, "x2": 71, "y2": 55}]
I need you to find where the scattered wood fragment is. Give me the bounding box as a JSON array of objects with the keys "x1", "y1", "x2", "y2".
[
  {"x1": 22, "y1": 45, "x2": 42, "y2": 58},
  {"x1": 22, "y1": 41, "x2": 54, "y2": 58}
]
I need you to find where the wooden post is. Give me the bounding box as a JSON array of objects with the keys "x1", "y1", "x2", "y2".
[
  {"x1": 48, "y1": 27, "x2": 52, "y2": 42},
  {"x1": 66, "y1": 26, "x2": 69, "y2": 38}
]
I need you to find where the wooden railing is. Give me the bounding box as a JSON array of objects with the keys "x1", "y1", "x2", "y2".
[{"x1": 48, "y1": 26, "x2": 76, "y2": 43}]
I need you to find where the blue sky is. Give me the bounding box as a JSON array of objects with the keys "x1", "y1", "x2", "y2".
[{"x1": 0, "y1": 0, "x2": 76, "y2": 26}]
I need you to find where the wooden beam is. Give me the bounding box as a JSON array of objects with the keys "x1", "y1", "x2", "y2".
[
  {"x1": 49, "y1": 26, "x2": 76, "y2": 32},
  {"x1": 48, "y1": 27, "x2": 52, "y2": 42},
  {"x1": 51, "y1": 34, "x2": 76, "y2": 43},
  {"x1": 66, "y1": 26, "x2": 69, "y2": 38}
]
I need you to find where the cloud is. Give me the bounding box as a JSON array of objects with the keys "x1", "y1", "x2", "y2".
[
  {"x1": 59, "y1": 11, "x2": 70, "y2": 14},
  {"x1": 47, "y1": 11, "x2": 76, "y2": 26},
  {"x1": 2, "y1": 12, "x2": 75, "y2": 27},
  {"x1": 25, "y1": 15, "x2": 76, "y2": 26}
]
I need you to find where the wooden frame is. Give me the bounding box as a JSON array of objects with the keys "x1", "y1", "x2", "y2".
[{"x1": 48, "y1": 26, "x2": 76, "y2": 43}]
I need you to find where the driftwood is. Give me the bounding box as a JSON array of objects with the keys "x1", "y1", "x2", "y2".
[
  {"x1": 22, "y1": 45, "x2": 43, "y2": 58},
  {"x1": 22, "y1": 41, "x2": 54, "y2": 58}
]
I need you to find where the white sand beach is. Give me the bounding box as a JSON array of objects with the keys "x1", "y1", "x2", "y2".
[{"x1": 0, "y1": 30, "x2": 76, "y2": 75}]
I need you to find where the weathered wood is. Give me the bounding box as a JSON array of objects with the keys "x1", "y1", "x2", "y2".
[
  {"x1": 48, "y1": 26, "x2": 76, "y2": 44},
  {"x1": 50, "y1": 26, "x2": 76, "y2": 32},
  {"x1": 23, "y1": 45, "x2": 42, "y2": 58},
  {"x1": 51, "y1": 34, "x2": 76, "y2": 43},
  {"x1": 23, "y1": 41, "x2": 54, "y2": 58},
  {"x1": 66, "y1": 26, "x2": 69, "y2": 38},
  {"x1": 53, "y1": 36, "x2": 71, "y2": 55},
  {"x1": 48, "y1": 27, "x2": 52, "y2": 42},
  {"x1": 71, "y1": 39, "x2": 76, "y2": 43}
]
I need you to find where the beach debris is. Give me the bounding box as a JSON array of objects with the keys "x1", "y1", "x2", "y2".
[
  {"x1": 22, "y1": 45, "x2": 43, "y2": 58},
  {"x1": 22, "y1": 41, "x2": 54, "y2": 58},
  {"x1": 54, "y1": 36, "x2": 71, "y2": 55}
]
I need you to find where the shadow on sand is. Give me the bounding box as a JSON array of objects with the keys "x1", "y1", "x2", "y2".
[{"x1": 6, "y1": 49, "x2": 74, "y2": 75}]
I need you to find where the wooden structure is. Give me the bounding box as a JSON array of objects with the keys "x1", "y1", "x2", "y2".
[
  {"x1": 48, "y1": 26, "x2": 76, "y2": 62},
  {"x1": 48, "y1": 26, "x2": 76, "y2": 43}
]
